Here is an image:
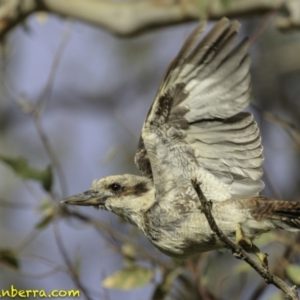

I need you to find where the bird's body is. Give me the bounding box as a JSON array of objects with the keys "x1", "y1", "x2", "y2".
[{"x1": 63, "y1": 18, "x2": 300, "y2": 261}]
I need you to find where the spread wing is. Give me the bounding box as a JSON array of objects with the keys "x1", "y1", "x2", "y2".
[{"x1": 134, "y1": 18, "x2": 264, "y2": 200}]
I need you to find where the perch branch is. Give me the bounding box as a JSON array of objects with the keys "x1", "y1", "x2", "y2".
[
  {"x1": 191, "y1": 180, "x2": 299, "y2": 300},
  {"x1": 0, "y1": 0, "x2": 299, "y2": 38}
]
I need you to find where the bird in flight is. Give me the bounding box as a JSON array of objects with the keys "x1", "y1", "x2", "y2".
[{"x1": 62, "y1": 18, "x2": 300, "y2": 267}]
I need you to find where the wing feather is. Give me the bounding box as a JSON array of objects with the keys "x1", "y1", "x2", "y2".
[{"x1": 135, "y1": 18, "x2": 264, "y2": 200}]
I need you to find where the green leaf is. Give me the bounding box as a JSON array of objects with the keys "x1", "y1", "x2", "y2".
[
  {"x1": 286, "y1": 264, "x2": 300, "y2": 285},
  {"x1": 35, "y1": 198, "x2": 56, "y2": 229},
  {"x1": 221, "y1": 0, "x2": 231, "y2": 8},
  {"x1": 0, "y1": 249, "x2": 19, "y2": 270},
  {"x1": 35, "y1": 214, "x2": 53, "y2": 229},
  {"x1": 197, "y1": 0, "x2": 209, "y2": 20},
  {"x1": 121, "y1": 243, "x2": 137, "y2": 269},
  {"x1": 102, "y1": 266, "x2": 154, "y2": 290},
  {"x1": 122, "y1": 243, "x2": 136, "y2": 259},
  {"x1": 0, "y1": 155, "x2": 53, "y2": 192},
  {"x1": 41, "y1": 165, "x2": 53, "y2": 192}
]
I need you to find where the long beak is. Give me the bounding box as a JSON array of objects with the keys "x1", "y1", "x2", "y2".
[{"x1": 61, "y1": 190, "x2": 108, "y2": 207}]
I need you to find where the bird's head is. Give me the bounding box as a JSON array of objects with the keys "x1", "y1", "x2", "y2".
[{"x1": 62, "y1": 174, "x2": 154, "y2": 225}]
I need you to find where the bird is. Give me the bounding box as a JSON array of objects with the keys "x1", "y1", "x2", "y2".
[{"x1": 62, "y1": 18, "x2": 300, "y2": 267}]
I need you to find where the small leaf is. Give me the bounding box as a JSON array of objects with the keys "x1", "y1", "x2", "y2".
[
  {"x1": 122, "y1": 243, "x2": 137, "y2": 260},
  {"x1": 38, "y1": 198, "x2": 55, "y2": 214},
  {"x1": 102, "y1": 267, "x2": 154, "y2": 290},
  {"x1": 35, "y1": 198, "x2": 56, "y2": 229},
  {"x1": 197, "y1": 0, "x2": 209, "y2": 20},
  {"x1": 221, "y1": 0, "x2": 231, "y2": 8},
  {"x1": 122, "y1": 243, "x2": 137, "y2": 268},
  {"x1": 0, "y1": 155, "x2": 53, "y2": 192},
  {"x1": 286, "y1": 264, "x2": 300, "y2": 285},
  {"x1": 35, "y1": 214, "x2": 53, "y2": 229},
  {"x1": 0, "y1": 249, "x2": 19, "y2": 270},
  {"x1": 42, "y1": 165, "x2": 53, "y2": 192}
]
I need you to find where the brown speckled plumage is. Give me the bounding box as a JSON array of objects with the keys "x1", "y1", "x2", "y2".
[{"x1": 242, "y1": 196, "x2": 300, "y2": 226}]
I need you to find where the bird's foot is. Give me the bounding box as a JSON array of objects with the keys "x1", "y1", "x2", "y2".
[
  {"x1": 252, "y1": 244, "x2": 269, "y2": 269},
  {"x1": 235, "y1": 223, "x2": 252, "y2": 248},
  {"x1": 235, "y1": 223, "x2": 269, "y2": 269}
]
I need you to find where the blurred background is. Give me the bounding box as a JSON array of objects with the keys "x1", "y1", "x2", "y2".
[{"x1": 0, "y1": 6, "x2": 299, "y2": 300}]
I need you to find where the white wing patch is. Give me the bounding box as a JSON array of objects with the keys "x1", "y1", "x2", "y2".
[{"x1": 187, "y1": 113, "x2": 264, "y2": 200}]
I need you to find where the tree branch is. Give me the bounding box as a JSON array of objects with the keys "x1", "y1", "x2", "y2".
[
  {"x1": 0, "y1": 0, "x2": 299, "y2": 38},
  {"x1": 64, "y1": 208, "x2": 168, "y2": 267},
  {"x1": 191, "y1": 180, "x2": 299, "y2": 300}
]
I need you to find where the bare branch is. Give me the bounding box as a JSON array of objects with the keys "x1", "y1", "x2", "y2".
[
  {"x1": 191, "y1": 180, "x2": 299, "y2": 300},
  {"x1": 4, "y1": 22, "x2": 71, "y2": 199},
  {"x1": 275, "y1": 0, "x2": 300, "y2": 31},
  {"x1": 0, "y1": 0, "x2": 299, "y2": 38},
  {"x1": 52, "y1": 219, "x2": 93, "y2": 300},
  {"x1": 65, "y1": 208, "x2": 168, "y2": 267},
  {"x1": 34, "y1": 21, "x2": 72, "y2": 117},
  {"x1": 31, "y1": 22, "x2": 72, "y2": 199}
]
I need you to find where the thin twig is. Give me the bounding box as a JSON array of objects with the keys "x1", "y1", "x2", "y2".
[
  {"x1": 18, "y1": 254, "x2": 104, "y2": 299},
  {"x1": 15, "y1": 230, "x2": 42, "y2": 252},
  {"x1": 33, "y1": 118, "x2": 68, "y2": 198},
  {"x1": 66, "y1": 209, "x2": 168, "y2": 267},
  {"x1": 18, "y1": 267, "x2": 63, "y2": 279},
  {"x1": 34, "y1": 21, "x2": 72, "y2": 117},
  {"x1": 31, "y1": 22, "x2": 72, "y2": 198},
  {"x1": 3, "y1": 23, "x2": 71, "y2": 198},
  {"x1": 250, "y1": 233, "x2": 300, "y2": 300},
  {"x1": 249, "y1": 3, "x2": 282, "y2": 45},
  {"x1": 191, "y1": 180, "x2": 299, "y2": 300},
  {"x1": 52, "y1": 218, "x2": 93, "y2": 300}
]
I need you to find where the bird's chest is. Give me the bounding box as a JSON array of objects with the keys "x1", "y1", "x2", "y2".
[{"x1": 141, "y1": 198, "x2": 222, "y2": 258}]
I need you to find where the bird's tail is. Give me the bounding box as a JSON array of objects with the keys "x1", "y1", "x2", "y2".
[{"x1": 246, "y1": 196, "x2": 300, "y2": 231}]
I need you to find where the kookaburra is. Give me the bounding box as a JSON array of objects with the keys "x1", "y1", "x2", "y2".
[{"x1": 62, "y1": 18, "x2": 300, "y2": 265}]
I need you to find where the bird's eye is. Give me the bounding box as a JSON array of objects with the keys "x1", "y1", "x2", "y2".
[{"x1": 109, "y1": 183, "x2": 122, "y2": 192}]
